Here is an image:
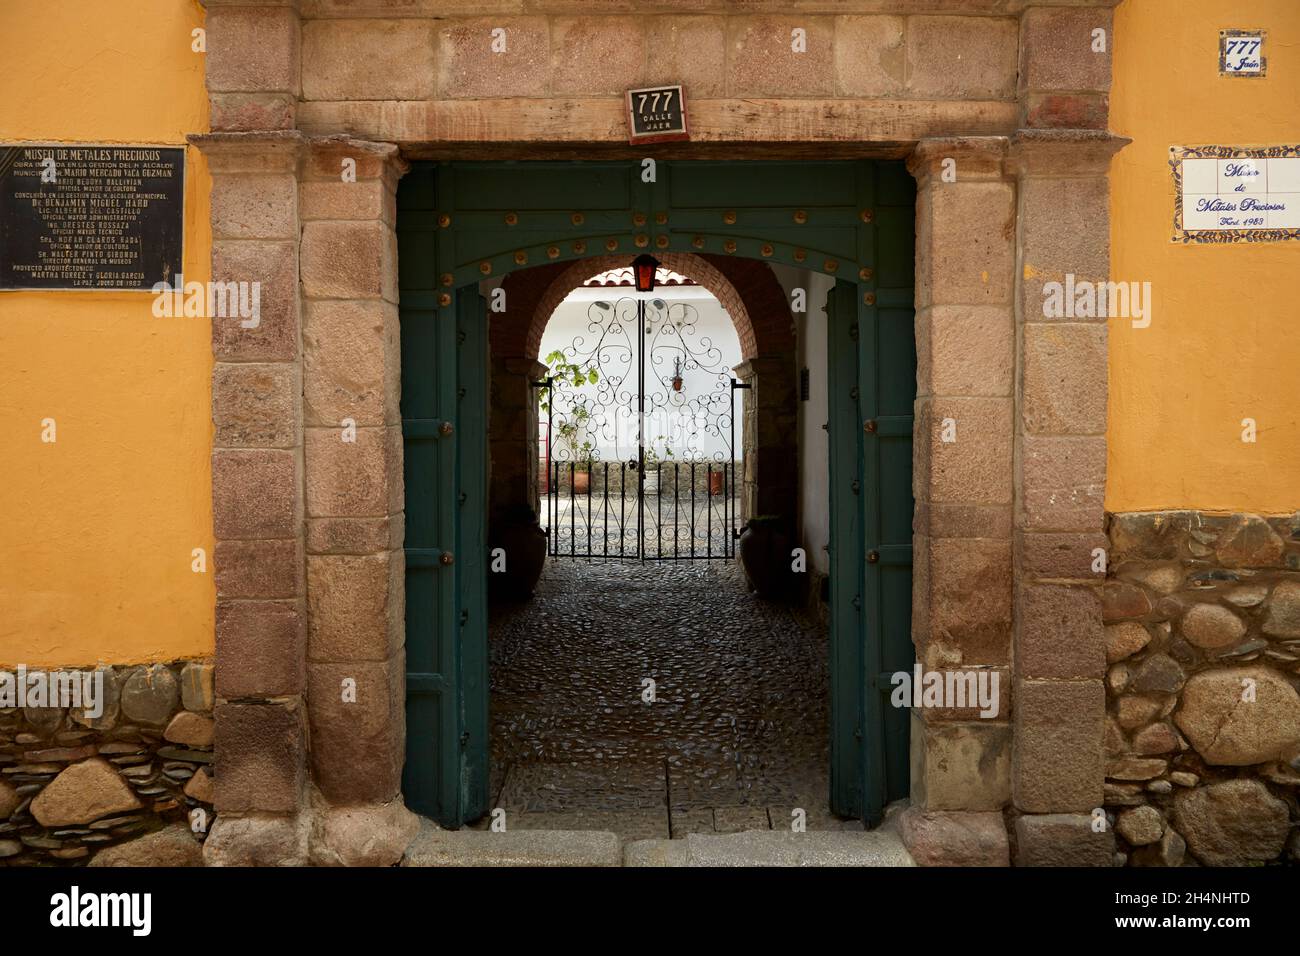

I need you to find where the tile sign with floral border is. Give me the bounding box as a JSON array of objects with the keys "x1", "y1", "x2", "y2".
[{"x1": 1170, "y1": 145, "x2": 1300, "y2": 243}]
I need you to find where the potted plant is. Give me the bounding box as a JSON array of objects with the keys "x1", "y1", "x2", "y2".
[
  {"x1": 539, "y1": 350, "x2": 599, "y2": 496},
  {"x1": 554, "y1": 404, "x2": 594, "y2": 495},
  {"x1": 573, "y1": 439, "x2": 594, "y2": 495},
  {"x1": 738, "y1": 514, "x2": 795, "y2": 600},
  {"x1": 642, "y1": 437, "x2": 673, "y2": 496},
  {"x1": 488, "y1": 504, "x2": 547, "y2": 601}
]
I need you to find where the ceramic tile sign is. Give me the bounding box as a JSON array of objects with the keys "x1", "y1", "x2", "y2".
[
  {"x1": 1171, "y1": 145, "x2": 1300, "y2": 243},
  {"x1": 626, "y1": 85, "x2": 689, "y2": 145},
  {"x1": 0, "y1": 143, "x2": 184, "y2": 290},
  {"x1": 1219, "y1": 30, "x2": 1266, "y2": 77}
]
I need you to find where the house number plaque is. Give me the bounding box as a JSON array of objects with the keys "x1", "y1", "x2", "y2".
[{"x1": 626, "y1": 85, "x2": 689, "y2": 145}]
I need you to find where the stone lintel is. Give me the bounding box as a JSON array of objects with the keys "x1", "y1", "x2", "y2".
[
  {"x1": 297, "y1": 98, "x2": 1021, "y2": 151},
  {"x1": 200, "y1": 0, "x2": 301, "y2": 8}
]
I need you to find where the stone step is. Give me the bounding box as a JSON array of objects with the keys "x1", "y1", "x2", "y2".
[
  {"x1": 402, "y1": 820, "x2": 914, "y2": 867},
  {"x1": 402, "y1": 824, "x2": 622, "y2": 867},
  {"x1": 626, "y1": 830, "x2": 916, "y2": 867}
]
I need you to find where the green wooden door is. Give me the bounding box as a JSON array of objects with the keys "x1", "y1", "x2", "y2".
[
  {"x1": 398, "y1": 159, "x2": 913, "y2": 829},
  {"x1": 398, "y1": 273, "x2": 489, "y2": 824},
  {"x1": 825, "y1": 163, "x2": 916, "y2": 825}
]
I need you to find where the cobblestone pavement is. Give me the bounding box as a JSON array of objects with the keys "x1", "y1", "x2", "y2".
[{"x1": 483, "y1": 560, "x2": 859, "y2": 839}]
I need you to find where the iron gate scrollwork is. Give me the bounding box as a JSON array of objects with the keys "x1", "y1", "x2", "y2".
[{"x1": 539, "y1": 294, "x2": 744, "y2": 560}]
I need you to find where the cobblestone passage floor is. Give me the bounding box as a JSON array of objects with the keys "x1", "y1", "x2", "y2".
[{"x1": 483, "y1": 560, "x2": 858, "y2": 839}]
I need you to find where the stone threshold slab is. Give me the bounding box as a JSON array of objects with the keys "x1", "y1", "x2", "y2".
[{"x1": 402, "y1": 821, "x2": 914, "y2": 867}]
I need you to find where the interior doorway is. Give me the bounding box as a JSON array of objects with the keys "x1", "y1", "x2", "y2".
[{"x1": 397, "y1": 160, "x2": 916, "y2": 834}]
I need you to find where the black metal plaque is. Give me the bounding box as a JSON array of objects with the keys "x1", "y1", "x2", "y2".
[
  {"x1": 0, "y1": 143, "x2": 184, "y2": 291},
  {"x1": 625, "y1": 85, "x2": 689, "y2": 145}
]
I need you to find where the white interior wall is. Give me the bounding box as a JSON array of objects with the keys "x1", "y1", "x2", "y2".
[
  {"x1": 537, "y1": 285, "x2": 744, "y2": 464},
  {"x1": 770, "y1": 264, "x2": 833, "y2": 577}
]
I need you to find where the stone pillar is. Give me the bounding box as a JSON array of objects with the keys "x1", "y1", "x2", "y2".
[
  {"x1": 897, "y1": 137, "x2": 1015, "y2": 866},
  {"x1": 1018, "y1": 3, "x2": 1113, "y2": 131},
  {"x1": 734, "y1": 356, "x2": 797, "y2": 529},
  {"x1": 299, "y1": 136, "x2": 418, "y2": 865},
  {"x1": 489, "y1": 356, "x2": 548, "y2": 531},
  {"x1": 193, "y1": 130, "x2": 309, "y2": 866},
  {"x1": 203, "y1": 0, "x2": 302, "y2": 132},
  {"x1": 1008, "y1": 129, "x2": 1128, "y2": 866}
]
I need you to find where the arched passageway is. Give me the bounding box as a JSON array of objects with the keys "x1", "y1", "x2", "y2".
[{"x1": 486, "y1": 253, "x2": 798, "y2": 543}]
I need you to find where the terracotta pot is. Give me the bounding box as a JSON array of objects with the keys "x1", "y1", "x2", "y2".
[
  {"x1": 490, "y1": 519, "x2": 547, "y2": 601},
  {"x1": 573, "y1": 470, "x2": 590, "y2": 495},
  {"x1": 709, "y1": 471, "x2": 725, "y2": 496}
]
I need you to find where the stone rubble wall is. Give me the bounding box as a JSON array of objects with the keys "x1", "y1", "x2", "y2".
[
  {"x1": 1103, "y1": 512, "x2": 1300, "y2": 866},
  {"x1": 0, "y1": 661, "x2": 214, "y2": 866}
]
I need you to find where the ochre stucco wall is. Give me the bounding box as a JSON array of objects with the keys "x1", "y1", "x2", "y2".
[
  {"x1": 1, "y1": 0, "x2": 1293, "y2": 666},
  {"x1": 0, "y1": 0, "x2": 213, "y2": 666},
  {"x1": 1108, "y1": 0, "x2": 1300, "y2": 514}
]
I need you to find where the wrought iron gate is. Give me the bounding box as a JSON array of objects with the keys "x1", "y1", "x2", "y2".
[{"x1": 538, "y1": 293, "x2": 744, "y2": 560}]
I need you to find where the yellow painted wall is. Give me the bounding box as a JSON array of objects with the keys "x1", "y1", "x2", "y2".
[
  {"x1": 1108, "y1": 0, "x2": 1300, "y2": 514},
  {"x1": 0, "y1": 0, "x2": 1293, "y2": 665},
  {"x1": 0, "y1": 0, "x2": 212, "y2": 666}
]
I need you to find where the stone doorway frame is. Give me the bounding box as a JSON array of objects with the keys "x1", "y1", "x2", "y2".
[{"x1": 192, "y1": 0, "x2": 1126, "y2": 868}]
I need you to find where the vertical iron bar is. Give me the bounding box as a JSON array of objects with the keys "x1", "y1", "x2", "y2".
[
  {"x1": 637, "y1": 296, "x2": 645, "y2": 562},
  {"x1": 729, "y1": 378, "x2": 736, "y2": 559},
  {"x1": 674, "y1": 460, "x2": 679, "y2": 562},
  {"x1": 569, "y1": 462, "x2": 575, "y2": 558},
  {"x1": 707, "y1": 463, "x2": 713, "y2": 557},
  {"x1": 690, "y1": 462, "x2": 696, "y2": 559},
  {"x1": 604, "y1": 461, "x2": 610, "y2": 560},
  {"x1": 655, "y1": 461, "x2": 662, "y2": 559}
]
